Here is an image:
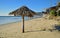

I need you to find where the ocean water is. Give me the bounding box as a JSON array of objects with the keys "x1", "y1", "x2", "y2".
[
  {"x1": 0, "y1": 13, "x2": 43, "y2": 25},
  {"x1": 0, "y1": 16, "x2": 29, "y2": 25}
]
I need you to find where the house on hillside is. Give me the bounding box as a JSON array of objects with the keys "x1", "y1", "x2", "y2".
[
  {"x1": 46, "y1": 6, "x2": 57, "y2": 14},
  {"x1": 45, "y1": 2, "x2": 60, "y2": 14}
]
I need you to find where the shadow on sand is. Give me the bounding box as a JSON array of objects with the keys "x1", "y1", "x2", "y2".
[{"x1": 54, "y1": 24, "x2": 60, "y2": 31}]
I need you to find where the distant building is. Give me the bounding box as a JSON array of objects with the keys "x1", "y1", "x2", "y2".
[
  {"x1": 46, "y1": 2, "x2": 60, "y2": 14},
  {"x1": 46, "y1": 6, "x2": 57, "y2": 14}
]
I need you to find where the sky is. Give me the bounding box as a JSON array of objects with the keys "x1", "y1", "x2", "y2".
[{"x1": 0, "y1": 0, "x2": 60, "y2": 16}]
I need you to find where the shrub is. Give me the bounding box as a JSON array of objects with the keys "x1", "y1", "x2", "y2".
[{"x1": 50, "y1": 10, "x2": 57, "y2": 16}]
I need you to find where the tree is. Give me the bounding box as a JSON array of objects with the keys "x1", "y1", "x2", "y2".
[{"x1": 57, "y1": 2, "x2": 60, "y2": 7}]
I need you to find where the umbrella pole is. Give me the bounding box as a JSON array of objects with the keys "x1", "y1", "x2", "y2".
[{"x1": 22, "y1": 15, "x2": 24, "y2": 33}]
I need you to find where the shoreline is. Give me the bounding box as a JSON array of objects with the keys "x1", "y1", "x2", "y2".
[
  {"x1": 0, "y1": 21, "x2": 20, "y2": 26},
  {"x1": 0, "y1": 17, "x2": 59, "y2": 38},
  {"x1": 0, "y1": 17, "x2": 42, "y2": 26}
]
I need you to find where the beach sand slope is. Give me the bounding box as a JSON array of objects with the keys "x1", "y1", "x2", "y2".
[{"x1": 0, "y1": 18, "x2": 60, "y2": 38}]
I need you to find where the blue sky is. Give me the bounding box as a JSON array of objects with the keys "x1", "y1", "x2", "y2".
[{"x1": 0, "y1": 0, "x2": 59, "y2": 16}]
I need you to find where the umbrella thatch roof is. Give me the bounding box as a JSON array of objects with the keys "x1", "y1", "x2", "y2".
[{"x1": 9, "y1": 6, "x2": 36, "y2": 17}]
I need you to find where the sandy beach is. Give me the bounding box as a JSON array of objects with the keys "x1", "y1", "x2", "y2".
[{"x1": 0, "y1": 17, "x2": 60, "y2": 38}]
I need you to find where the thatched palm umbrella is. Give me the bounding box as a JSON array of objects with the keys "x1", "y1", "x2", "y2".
[{"x1": 9, "y1": 6, "x2": 36, "y2": 33}]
